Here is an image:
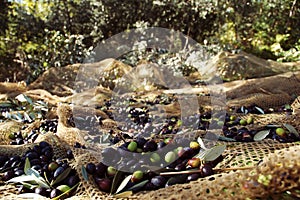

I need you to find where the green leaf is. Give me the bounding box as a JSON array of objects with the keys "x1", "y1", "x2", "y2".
[
  {"x1": 218, "y1": 135, "x2": 237, "y2": 142},
  {"x1": 110, "y1": 171, "x2": 125, "y2": 194},
  {"x1": 265, "y1": 124, "x2": 281, "y2": 128},
  {"x1": 165, "y1": 174, "x2": 188, "y2": 187},
  {"x1": 126, "y1": 179, "x2": 149, "y2": 192},
  {"x1": 81, "y1": 165, "x2": 89, "y2": 181},
  {"x1": 194, "y1": 150, "x2": 207, "y2": 160},
  {"x1": 255, "y1": 106, "x2": 265, "y2": 114},
  {"x1": 113, "y1": 191, "x2": 133, "y2": 198},
  {"x1": 24, "y1": 157, "x2": 31, "y2": 175},
  {"x1": 197, "y1": 137, "x2": 207, "y2": 150},
  {"x1": 203, "y1": 145, "x2": 226, "y2": 162},
  {"x1": 7, "y1": 175, "x2": 37, "y2": 183},
  {"x1": 51, "y1": 167, "x2": 72, "y2": 186},
  {"x1": 283, "y1": 123, "x2": 299, "y2": 138},
  {"x1": 115, "y1": 175, "x2": 132, "y2": 194},
  {"x1": 254, "y1": 130, "x2": 270, "y2": 141},
  {"x1": 26, "y1": 168, "x2": 41, "y2": 178},
  {"x1": 21, "y1": 182, "x2": 37, "y2": 190},
  {"x1": 52, "y1": 182, "x2": 80, "y2": 200}
]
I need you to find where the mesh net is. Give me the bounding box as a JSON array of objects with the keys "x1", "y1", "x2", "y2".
[{"x1": 0, "y1": 52, "x2": 300, "y2": 199}]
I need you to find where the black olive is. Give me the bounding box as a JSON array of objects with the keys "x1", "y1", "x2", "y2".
[
  {"x1": 150, "y1": 176, "x2": 167, "y2": 188},
  {"x1": 187, "y1": 173, "x2": 200, "y2": 182},
  {"x1": 66, "y1": 175, "x2": 80, "y2": 187},
  {"x1": 2, "y1": 170, "x2": 15, "y2": 181},
  {"x1": 86, "y1": 163, "x2": 96, "y2": 174},
  {"x1": 53, "y1": 166, "x2": 65, "y2": 178},
  {"x1": 143, "y1": 140, "x2": 157, "y2": 152},
  {"x1": 35, "y1": 187, "x2": 48, "y2": 196},
  {"x1": 50, "y1": 189, "x2": 62, "y2": 198},
  {"x1": 25, "y1": 151, "x2": 39, "y2": 160},
  {"x1": 39, "y1": 141, "x2": 50, "y2": 149}
]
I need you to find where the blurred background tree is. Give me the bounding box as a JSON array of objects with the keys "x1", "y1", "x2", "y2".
[{"x1": 0, "y1": 0, "x2": 299, "y2": 83}]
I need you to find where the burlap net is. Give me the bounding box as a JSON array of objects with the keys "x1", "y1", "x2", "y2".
[{"x1": 0, "y1": 52, "x2": 300, "y2": 199}]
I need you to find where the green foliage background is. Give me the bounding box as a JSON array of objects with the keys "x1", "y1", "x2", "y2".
[{"x1": 0, "y1": 0, "x2": 299, "y2": 83}]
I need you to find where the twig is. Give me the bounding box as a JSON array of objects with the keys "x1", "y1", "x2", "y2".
[{"x1": 159, "y1": 166, "x2": 255, "y2": 176}]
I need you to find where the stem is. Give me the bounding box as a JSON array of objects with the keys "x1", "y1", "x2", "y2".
[{"x1": 159, "y1": 166, "x2": 255, "y2": 176}]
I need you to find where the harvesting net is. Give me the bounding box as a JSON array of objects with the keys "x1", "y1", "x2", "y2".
[{"x1": 0, "y1": 51, "x2": 300, "y2": 200}]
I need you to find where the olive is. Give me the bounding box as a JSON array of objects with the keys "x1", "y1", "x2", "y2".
[
  {"x1": 189, "y1": 141, "x2": 200, "y2": 150},
  {"x1": 200, "y1": 164, "x2": 214, "y2": 177},
  {"x1": 127, "y1": 141, "x2": 138, "y2": 152},
  {"x1": 131, "y1": 170, "x2": 143, "y2": 182},
  {"x1": 95, "y1": 162, "x2": 107, "y2": 177},
  {"x1": 10, "y1": 155, "x2": 21, "y2": 162},
  {"x1": 143, "y1": 140, "x2": 157, "y2": 152},
  {"x1": 0, "y1": 156, "x2": 9, "y2": 167},
  {"x1": 174, "y1": 163, "x2": 186, "y2": 171},
  {"x1": 32, "y1": 145, "x2": 41, "y2": 154},
  {"x1": 25, "y1": 151, "x2": 39, "y2": 160},
  {"x1": 48, "y1": 162, "x2": 59, "y2": 172},
  {"x1": 157, "y1": 141, "x2": 166, "y2": 149},
  {"x1": 35, "y1": 187, "x2": 48, "y2": 196},
  {"x1": 30, "y1": 159, "x2": 41, "y2": 166},
  {"x1": 50, "y1": 189, "x2": 62, "y2": 198},
  {"x1": 16, "y1": 138, "x2": 24, "y2": 145},
  {"x1": 136, "y1": 137, "x2": 147, "y2": 148},
  {"x1": 143, "y1": 182, "x2": 156, "y2": 191},
  {"x1": 165, "y1": 151, "x2": 176, "y2": 163},
  {"x1": 14, "y1": 169, "x2": 24, "y2": 176},
  {"x1": 276, "y1": 128, "x2": 286, "y2": 137},
  {"x1": 187, "y1": 173, "x2": 201, "y2": 182},
  {"x1": 96, "y1": 178, "x2": 111, "y2": 192},
  {"x1": 40, "y1": 155, "x2": 49, "y2": 163},
  {"x1": 239, "y1": 119, "x2": 247, "y2": 126},
  {"x1": 39, "y1": 141, "x2": 50, "y2": 149},
  {"x1": 150, "y1": 153, "x2": 161, "y2": 163},
  {"x1": 53, "y1": 166, "x2": 65, "y2": 178},
  {"x1": 150, "y1": 176, "x2": 166, "y2": 188},
  {"x1": 66, "y1": 175, "x2": 79, "y2": 187},
  {"x1": 107, "y1": 166, "x2": 116, "y2": 177},
  {"x1": 2, "y1": 170, "x2": 15, "y2": 181},
  {"x1": 66, "y1": 149, "x2": 74, "y2": 159},
  {"x1": 32, "y1": 165, "x2": 42, "y2": 171},
  {"x1": 187, "y1": 158, "x2": 201, "y2": 168},
  {"x1": 86, "y1": 163, "x2": 96, "y2": 174}
]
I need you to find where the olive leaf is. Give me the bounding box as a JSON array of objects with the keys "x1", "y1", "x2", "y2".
[
  {"x1": 113, "y1": 191, "x2": 133, "y2": 198},
  {"x1": 52, "y1": 182, "x2": 80, "y2": 200},
  {"x1": 51, "y1": 167, "x2": 72, "y2": 186},
  {"x1": 115, "y1": 175, "x2": 132, "y2": 194},
  {"x1": 110, "y1": 171, "x2": 125, "y2": 194},
  {"x1": 21, "y1": 182, "x2": 37, "y2": 190},
  {"x1": 165, "y1": 174, "x2": 188, "y2": 187},
  {"x1": 197, "y1": 137, "x2": 208, "y2": 150},
  {"x1": 194, "y1": 150, "x2": 207, "y2": 160},
  {"x1": 24, "y1": 157, "x2": 31, "y2": 175},
  {"x1": 255, "y1": 106, "x2": 265, "y2": 114},
  {"x1": 126, "y1": 179, "x2": 149, "y2": 192},
  {"x1": 283, "y1": 123, "x2": 299, "y2": 138},
  {"x1": 254, "y1": 130, "x2": 270, "y2": 141},
  {"x1": 218, "y1": 136, "x2": 237, "y2": 142},
  {"x1": 7, "y1": 175, "x2": 37, "y2": 183},
  {"x1": 81, "y1": 165, "x2": 89, "y2": 181},
  {"x1": 265, "y1": 124, "x2": 281, "y2": 128},
  {"x1": 203, "y1": 145, "x2": 226, "y2": 162}
]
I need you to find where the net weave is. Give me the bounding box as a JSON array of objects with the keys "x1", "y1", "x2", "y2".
[{"x1": 0, "y1": 52, "x2": 300, "y2": 199}]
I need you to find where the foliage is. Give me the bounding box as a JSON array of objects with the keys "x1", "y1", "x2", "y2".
[{"x1": 0, "y1": 0, "x2": 299, "y2": 83}]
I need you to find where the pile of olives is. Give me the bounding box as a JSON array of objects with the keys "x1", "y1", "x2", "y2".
[
  {"x1": 8, "y1": 119, "x2": 58, "y2": 145},
  {"x1": 0, "y1": 141, "x2": 79, "y2": 199},
  {"x1": 85, "y1": 139, "x2": 222, "y2": 194}
]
